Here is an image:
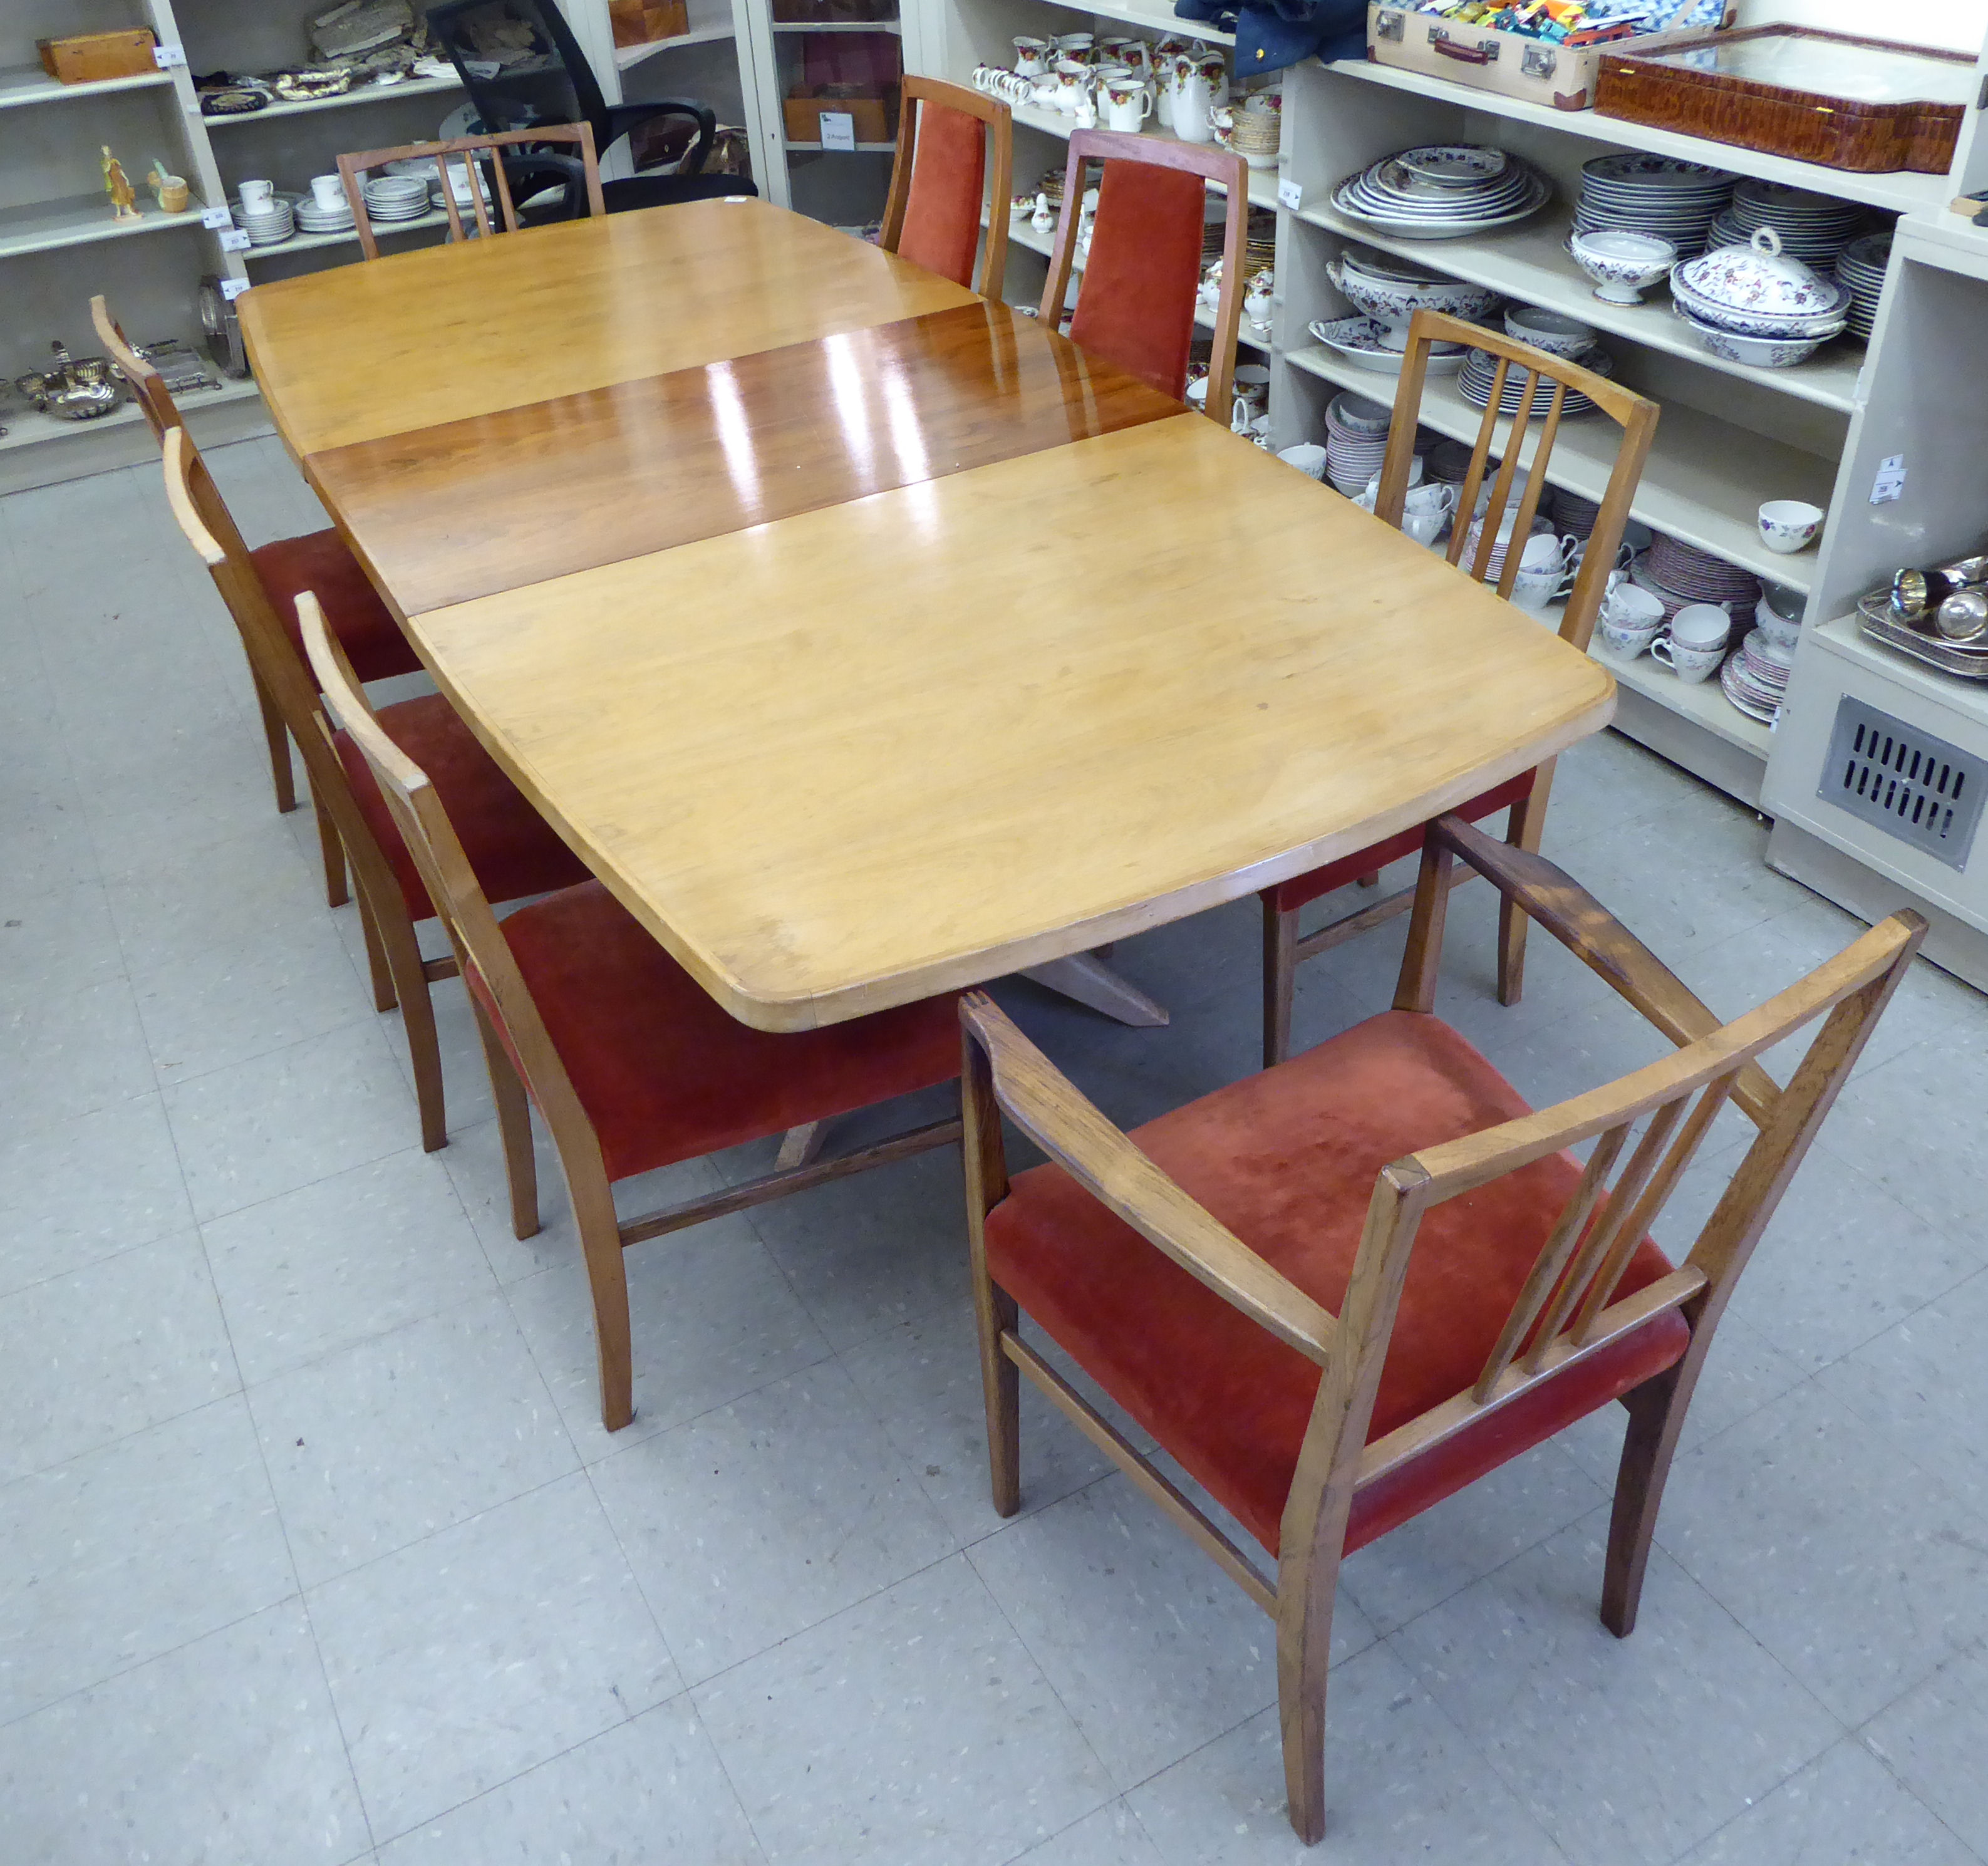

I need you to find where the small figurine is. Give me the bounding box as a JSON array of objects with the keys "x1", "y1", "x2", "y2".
[{"x1": 102, "y1": 147, "x2": 140, "y2": 221}]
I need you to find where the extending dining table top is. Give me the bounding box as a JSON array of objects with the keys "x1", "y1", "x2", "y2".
[{"x1": 242, "y1": 197, "x2": 1614, "y2": 1032}]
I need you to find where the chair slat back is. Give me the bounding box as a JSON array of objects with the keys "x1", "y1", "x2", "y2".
[
  {"x1": 90, "y1": 294, "x2": 179, "y2": 445},
  {"x1": 879, "y1": 78, "x2": 1013, "y2": 298},
  {"x1": 1039, "y1": 128, "x2": 1247, "y2": 417},
  {"x1": 336, "y1": 123, "x2": 604, "y2": 261},
  {"x1": 298, "y1": 597, "x2": 598, "y2": 1151},
  {"x1": 1373, "y1": 309, "x2": 1659, "y2": 651},
  {"x1": 1293, "y1": 818, "x2": 1923, "y2": 1532}
]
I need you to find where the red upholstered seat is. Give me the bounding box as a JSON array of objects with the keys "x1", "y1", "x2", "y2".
[
  {"x1": 479, "y1": 879, "x2": 961, "y2": 1181},
  {"x1": 334, "y1": 695, "x2": 591, "y2": 919},
  {"x1": 1265, "y1": 770, "x2": 1536, "y2": 918},
  {"x1": 896, "y1": 100, "x2": 987, "y2": 289},
  {"x1": 252, "y1": 528, "x2": 422, "y2": 685},
  {"x1": 1067, "y1": 160, "x2": 1206, "y2": 400},
  {"x1": 984, "y1": 1009, "x2": 1689, "y2": 1555}
]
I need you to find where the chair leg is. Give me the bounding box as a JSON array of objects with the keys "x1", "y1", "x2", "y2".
[
  {"x1": 1261, "y1": 900, "x2": 1298, "y2": 1070},
  {"x1": 472, "y1": 996, "x2": 540, "y2": 1239},
  {"x1": 354, "y1": 884, "x2": 398, "y2": 1014},
  {"x1": 1602, "y1": 1361, "x2": 1691, "y2": 1637},
  {"x1": 975, "y1": 1280, "x2": 1022, "y2": 1516},
  {"x1": 572, "y1": 1171, "x2": 634, "y2": 1433},
  {"x1": 370, "y1": 899, "x2": 447, "y2": 1153},
  {"x1": 1276, "y1": 1547, "x2": 1346, "y2": 1845},
  {"x1": 251, "y1": 666, "x2": 298, "y2": 815},
  {"x1": 314, "y1": 802, "x2": 350, "y2": 910},
  {"x1": 1498, "y1": 763, "x2": 1554, "y2": 1008}
]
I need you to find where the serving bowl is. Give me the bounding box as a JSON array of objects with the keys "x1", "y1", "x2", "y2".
[
  {"x1": 1570, "y1": 229, "x2": 1676, "y2": 304},
  {"x1": 1504, "y1": 304, "x2": 1597, "y2": 359},
  {"x1": 1326, "y1": 246, "x2": 1502, "y2": 336},
  {"x1": 1669, "y1": 271, "x2": 1849, "y2": 338},
  {"x1": 1674, "y1": 309, "x2": 1833, "y2": 368}
]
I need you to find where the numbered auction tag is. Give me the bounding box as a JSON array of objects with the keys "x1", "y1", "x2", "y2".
[
  {"x1": 1870, "y1": 454, "x2": 1907, "y2": 504},
  {"x1": 1276, "y1": 176, "x2": 1302, "y2": 212},
  {"x1": 819, "y1": 111, "x2": 856, "y2": 152},
  {"x1": 201, "y1": 205, "x2": 235, "y2": 230},
  {"x1": 219, "y1": 277, "x2": 251, "y2": 301},
  {"x1": 153, "y1": 43, "x2": 187, "y2": 67},
  {"x1": 217, "y1": 227, "x2": 252, "y2": 253}
]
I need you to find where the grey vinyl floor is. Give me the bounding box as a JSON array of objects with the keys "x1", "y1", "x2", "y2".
[{"x1": 6, "y1": 437, "x2": 1988, "y2": 1865}]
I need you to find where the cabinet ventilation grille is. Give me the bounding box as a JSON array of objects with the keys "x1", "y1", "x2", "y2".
[{"x1": 1820, "y1": 697, "x2": 1985, "y2": 872}]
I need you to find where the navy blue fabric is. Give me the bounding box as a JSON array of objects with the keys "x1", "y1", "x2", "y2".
[{"x1": 1173, "y1": 0, "x2": 1365, "y2": 75}]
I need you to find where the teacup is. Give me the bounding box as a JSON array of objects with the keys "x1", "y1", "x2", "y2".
[
  {"x1": 1402, "y1": 477, "x2": 1448, "y2": 516},
  {"x1": 1754, "y1": 598, "x2": 1802, "y2": 651},
  {"x1": 240, "y1": 178, "x2": 276, "y2": 209},
  {"x1": 1670, "y1": 602, "x2": 1732, "y2": 650},
  {"x1": 1758, "y1": 499, "x2": 1823, "y2": 554},
  {"x1": 1402, "y1": 510, "x2": 1449, "y2": 547},
  {"x1": 310, "y1": 173, "x2": 346, "y2": 210},
  {"x1": 1651, "y1": 636, "x2": 1724, "y2": 683},
  {"x1": 1013, "y1": 35, "x2": 1049, "y2": 75},
  {"x1": 1509, "y1": 564, "x2": 1565, "y2": 614},
  {"x1": 1600, "y1": 614, "x2": 1663, "y2": 658},
  {"x1": 1602, "y1": 583, "x2": 1665, "y2": 632}
]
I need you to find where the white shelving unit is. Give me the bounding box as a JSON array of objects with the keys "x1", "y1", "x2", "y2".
[{"x1": 738, "y1": 3, "x2": 904, "y2": 220}]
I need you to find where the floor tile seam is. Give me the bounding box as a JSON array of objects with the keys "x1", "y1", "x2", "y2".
[
  {"x1": 0, "y1": 1364, "x2": 251, "y2": 1490},
  {"x1": 133, "y1": 992, "x2": 384, "y2": 1097},
  {"x1": 572, "y1": 1453, "x2": 690, "y2": 1694},
  {"x1": 1764, "y1": 1253, "x2": 1988, "y2": 1392},
  {"x1": 181, "y1": 1124, "x2": 413, "y2": 1229},
  {"x1": 224, "y1": 1288, "x2": 381, "y2": 1862},
  {"x1": 1849, "y1": 1716, "x2": 1988, "y2": 1866},
  {"x1": 1850, "y1": 1629, "x2": 1988, "y2": 1741},
  {"x1": 956, "y1": 1507, "x2": 1183, "y2": 1801},
  {"x1": 0, "y1": 1203, "x2": 205, "y2": 1305}
]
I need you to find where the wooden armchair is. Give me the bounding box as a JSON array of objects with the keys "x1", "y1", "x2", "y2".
[
  {"x1": 1261, "y1": 308, "x2": 1659, "y2": 1064},
  {"x1": 961, "y1": 812, "x2": 1922, "y2": 1843}
]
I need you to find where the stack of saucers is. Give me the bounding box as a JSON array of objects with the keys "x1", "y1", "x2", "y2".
[
  {"x1": 1332, "y1": 145, "x2": 1549, "y2": 241},
  {"x1": 1459, "y1": 345, "x2": 1614, "y2": 420},
  {"x1": 293, "y1": 190, "x2": 355, "y2": 236},
  {"x1": 1323, "y1": 390, "x2": 1394, "y2": 497},
  {"x1": 1721, "y1": 628, "x2": 1793, "y2": 722},
  {"x1": 1632, "y1": 532, "x2": 1761, "y2": 626},
  {"x1": 1548, "y1": 487, "x2": 1602, "y2": 542},
  {"x1": 1835, "y1": 231, "x2": 1890, "y2": 340},
  {"x1": 363, "y1": 172, "x2": 432, "y2": 224},
  {"x1": 1571, "y1": 153, "x2": 1735, "y2": 259},
  {"x1": 1707, "y1": 179, "x2": 1868, "y2": 267},
  {"x1": 234, "y1": 192, "x2": 297, "y2": 246}
]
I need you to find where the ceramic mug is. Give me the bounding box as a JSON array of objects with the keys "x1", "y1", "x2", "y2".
[
  {"x1": 1013, "y1": 35, "x2": 1049, "y2": 75},
  {"x1": 1758, "y1": 499, "x2": 1823, "y2": 554},
  {"x1": 1102, "y1": 79, "x2": 1151, "y2": 132},
  {"x1": 1651, "y1": 636, "x2": 1724, "y2": 684},
  {"x1": 240, "y1": 178, "x2": 275, "y2": 209},
  {"x1": 309, "y1": 173, "x2": 345, "y2": 210}
]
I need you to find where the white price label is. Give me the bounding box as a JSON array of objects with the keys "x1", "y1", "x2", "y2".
[
  {"x1": 819, "y1": 110, "x2": 856, "y2": 152},
  {"x1": 219, "y1": 277, "x2": 251, "y2": 301},
  {"x1": 1276, "y1": 176, "x2": 1302, "y2": 212},
  {"x1": 1871, "y1": 453, "x2": 1907, "y2": 504},
  {"x1": 217, "y1": 226, "x2": 252, "y2": 252},
  {"x1": 153, "y1": 42, "x2": 187, "y2": 68},
  {"x1": 201, "y1": 205, "x2": 235, "y2": 230}
]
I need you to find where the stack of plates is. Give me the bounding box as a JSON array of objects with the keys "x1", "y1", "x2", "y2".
[
  {"x1": 1707, "y1": 179, "x2": 1868, "y2": 267},
  {"x1": 1835, "y1": 231, "x2": 1890, "y2": 340},
  {"x1": 1632, "y1": 532, "x2": 1761, "y2": 626},
  {"x1": 1424, "y1": 438, "x2": 1479, "y2": 489},
  {"x1": 1721, "y1": 628, "x2": 1793, "y2": 722},
  {"x1": 1459, "y1": 346, "x2": 1614, "y2": 420},
  {"x1": 1549, "y1": 488, "x2": 1602, "y2": 541},
  {"x1": 1332, "y1": 144, "x2": 1550, "y2": 242},
  {"x1": 1323, "y1": 390, "x2": 1394, "y2": 496},
  {"x1": 363, "y1": 173, "x2": 432, "y2": 223},
  {"x1": 293, "y1": 190, "x2": 354, "y2": 235},
  {"x1": 1571, "y1": 153, "x2": 1735, "y2": 259},
  {"x1": 1306, "y1": 316, "x2": 1467, "y2": 377},
  {"x1": 232, "y1": 192, "x2": 297, "y2": 246}
]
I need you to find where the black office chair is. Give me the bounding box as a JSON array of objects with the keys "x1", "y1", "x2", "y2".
[{"x1": 423, "y1": 0, "x2": 757, "y2": 211}]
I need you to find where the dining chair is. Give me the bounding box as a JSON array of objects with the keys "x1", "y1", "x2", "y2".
[
  {"x1": 1260, "y1": 307, "x2": 1659, "y2": 1065},
  {"x1": 1040, "y1": 128, "x2": 1247, "y2": 411},
  {"x1": 963, "y1": 809, "x2": 1922, "y2": 1843},
  {"x1": 303, "y1": 594, "x2": 965, "y2": 1433},
  {"x1": 162, "y1": 423, "x2": 592, "y2": 1153},
  {"x1": 336, "y1": 124, "x2": 606, "y2": 261},
  {"x1": 424, "y1": 0, "x2": 756, "y2": 209},
  {"x1": 91, "y1": 293, "x2": 423, "y2": 906},
  {"x1": 879, "y1": 78, "x2": 1012, "y2": 294}
]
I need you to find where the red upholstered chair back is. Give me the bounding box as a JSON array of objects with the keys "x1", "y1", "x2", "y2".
[
  {"x1": 880, "y1": 78, "x2": 1013, "y2": 295},
  {"x1": 299, "y1": 594, "x2": 599, "y2": 1156},
  {"x1": 1038, "y1": 129, "x2": 1248, "y2": 413}
]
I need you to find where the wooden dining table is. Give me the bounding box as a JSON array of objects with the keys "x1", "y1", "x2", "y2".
[{"x1": 241, "y1": 197, "x2": 1614, "y2": 1032}]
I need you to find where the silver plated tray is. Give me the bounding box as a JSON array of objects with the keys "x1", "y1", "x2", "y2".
[{"x1": 1857, "y1": 588, "x2": 1988, "y2": 681}]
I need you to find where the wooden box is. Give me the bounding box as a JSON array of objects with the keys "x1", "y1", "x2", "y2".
[
  {"x1": 1595, "y1": 27, "x2": 1974, "y2": 175},
  {"x1": 782, "y1": 88, "x2": 891, "y2": 144},
  {"x1": 36, "y1": 29, "x2": 158, "y2": 85},
  {"x1": 1367, "y1": 4, "x2": 1636, "y2": 113},
  {"x1": 609, "y1": 0, "x2": 690, "y2": 47}
]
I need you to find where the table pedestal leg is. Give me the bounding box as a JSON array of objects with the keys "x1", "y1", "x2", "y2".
[{"x1": 1020, "y1": 953, "x2": 1169, "y2": 1027}]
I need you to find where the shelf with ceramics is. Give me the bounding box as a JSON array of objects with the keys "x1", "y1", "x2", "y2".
[{"x1": 1007, "y1": 99, "x2": 1281, "y2": 210}]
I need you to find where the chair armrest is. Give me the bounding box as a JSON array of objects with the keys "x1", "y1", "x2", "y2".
[
  {"x1": 497, "y1": 150, "x2": 592, "y2": 219},
  {"x1": 961, "y1": 995, "x2": 1336, "y2": 1364},
  {"x1": 603, "y1": 98, "x2": 717, "y2": 174},
  {"x1": 1429, "y1": 814, "x2": 1781, "y2": 1128}
]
